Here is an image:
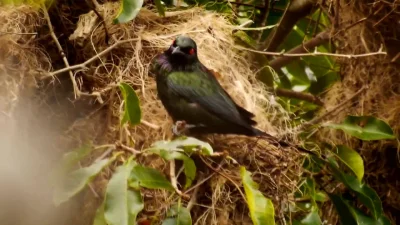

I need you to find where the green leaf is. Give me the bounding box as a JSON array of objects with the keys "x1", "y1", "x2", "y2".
[
  {"x1": 113, "y1": 0, "x2": 144, "y2": 24},
  {"x1": 129, "y1": 165, "x2": 174, "y2": 191},
  {"x1": 53, "y1": 157, "x2": 114, "y2": 205},
  {"x1": 104, "y1": 160, "x2": 144, "y2": 225},
  {"x1": 150, "y1": 136, "x2": 213, "y2": 155},
  {"x1": 60, "y1": 145, "x2": 92, "y2": 171},
  {"x1": 148, "y1": 149, "x2": 196, "y2": 188},
  {"x1": 329, "y1": 194, "x2": 391, "y2": 225},
  {"x1": 329, "y1": 194, "x2": 357, "y2": 225},
  {"x1": 119, "y1": 82, "x2": 141, "y2": 126},
  {"x1": 162, "y1": 204, "x2": 192, "y2": 225},
  {"x1": 154, "y1": 0, "x2": 165, "y2": 16},
  {"x1": 327, "y1": 158, "x2": 383, "y2": 219},
  {"x1": 240, "y1": 166, "x2": 275, "y2": 225},
  {"x1": 324, "y1": 116, "x2": 395, "y2": 140},
  {"x1": 93, "y1": 201, "x2": 107, "y2": 225},
  {"x1": 335, "y1": 145, "x2": 364, "y2": 181},
  {"x1": 293, "y1": 210, "x2": 322, "y2": 225}
]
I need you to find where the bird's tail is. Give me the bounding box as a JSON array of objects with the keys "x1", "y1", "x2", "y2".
[{"x1": 251, "y1": 127, "x2": 316, "y2": 156}]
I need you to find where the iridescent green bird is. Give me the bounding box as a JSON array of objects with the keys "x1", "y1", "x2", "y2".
[{"x1": 149, "y1": 35, "x2": 269, "y2": 137}]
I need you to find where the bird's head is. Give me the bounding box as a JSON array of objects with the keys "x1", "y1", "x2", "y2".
[{"x1": 166, "y1": 35, "x2": 198, "y2": 63}]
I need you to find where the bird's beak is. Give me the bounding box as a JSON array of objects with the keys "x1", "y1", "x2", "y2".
[{"x1": 171, "y1": 46, "x2": 182, "y2": 55}]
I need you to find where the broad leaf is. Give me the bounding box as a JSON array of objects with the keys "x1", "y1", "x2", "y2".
[
  {"x1": 154, "y1": 0, "x2": 165, "y2": 16},
  {"x1": 129, "y1": 165, "x2": 174, "y2": 191},
  {"x1": 327, "y1": 158, "x2": 383, "y2": 219},
  {"x1": 324, "y1": 116, "x2": 395, "y2": 140},
  {"x1": 148, "y1": 149, "x2": 196, "y2": 188},
  {"x1": 113, "y1": 0, "x2": 144, "y2": 24},
  {"x1": 150, "y1": 136, "x2": 213, "y2": 155},
  {"x1": 162, "y1": 204, "x2": 192, "y2": 225},
  {"x1": 104, "y1": 160, "x2": 144, "y2": 225},
  {"x1": 240, "y1": 166, "x2": 275, "y2": 225},
  {"x1": 53, "y1": 157, "x2": 114, "y2": 205},
  {"x1": 93, "y1": 201, "x2": 107, "y2": 225},
  {"x1": 293, "y1": 210, "x2": 322, "y2": 225},
  {"x1": 335, "y1": 145, "x2": 364, "y2": 181},
  {"x1": 59, "y1": 145, "x2": 92, "y2": 171},
  {"x1": 329, "y1": 194, "x2": 390, "y2": 225},
  {"x1": 119, "y1": 82, "x2": 141, "y2": 126}
]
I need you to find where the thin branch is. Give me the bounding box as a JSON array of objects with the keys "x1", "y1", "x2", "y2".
[
  {"x1": 169, "y1": 160, "x2": 190, "y2": 200},
  {"x1": 268, "y1": 30, "x2": 331, "y2": 70},
  {"x1": 228, "y1": 1, "x2": 264, "y2": 9},
  {"x1": 0, "y1": 31, "x2": 37, "y2": 35},
  {"x1": 199, "y1": 156, "x2": 247, "y2": 201},
  {"x1": 235, "y1": 45, "x2": 387, "y2": 58},
  {"x1": 267, "y1": 87, "x2": 324, "y2": 106},
  {"x1": 141, "y1": 120, "x2": 161, "y2": 130},
  {"x1": 295, "y1": 86, "x2": 367, "y2": 132},
  {"x1": 118, "y1": 143, "x2": 141, "y2": 154},
  {"x1": 41, "y1": 4, "x2": 80, "y2": 98},
  {"x1": 41, "y1": 37, "x2": 139, "y2": 79},
  {"x1": 187, "y1": 174, "x2": 203, "y2": 211},
  {"x1": 260, "y1": 0, "x2": 316, "y2": 52}
]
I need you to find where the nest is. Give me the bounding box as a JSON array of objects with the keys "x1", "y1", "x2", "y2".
[
  {"x1": 1, "y1": 2, "x2": 303, "y2": 225},
  {"x1": 318, "y1": 0, "x2": 400, "y2": 223}
]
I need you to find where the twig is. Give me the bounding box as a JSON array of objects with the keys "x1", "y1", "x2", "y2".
[
  {"x1": 267, "y1": 87, "x2": 324, "y2": 106},
  {"x1": 89, "y1": 0, "x2": 110, "y2": 44},
  {"x1": 183, "y1": 159, "x2": 226, "y2": 194},
  {"x1": 0, "y1": 31, "x2": 37, "y2": 35},
  {"x1": 187, "y1": 174, "x2": 203, "y2": 211},
  {"x1": 94, "y1": 146, "x2": 116, "y2": 162},
  {"x1": 268, "y1": 30, "x2": 331, "y2": 70},
  {"x1": 295, "y1": 86, "x2": 367, "y2": 132},
  {"x1": 79, "y1": 161, "x2": 100, "y2": 198},
  {"x1": 199, "y1": 156, "x2": 247, "y2": 201},
  {"x1": 255, "y1": 0, "x2": 270, "y2": 43},
  {"x1": 235, "y1": 45, "x2": 387, "y2": 58},
  {"x1": 141, "y1": 120, "x2": 161, "y2": 130},
  {"x1": 41, "y1": 37, "x2": 139, "y2": 79},
  {"x1": 118, "y1": 143, "x2": 141, "y2": 154},
  {"x1": 169, "y1": 160, "x2": 190, "y2": 199},
  {"x1": 41, "y1": 4, "x2": 80, "y2": 98}
]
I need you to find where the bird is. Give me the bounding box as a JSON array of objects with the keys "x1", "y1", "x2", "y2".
[{"x1": 149, "y1": 35, "x2": 270, "y2": 137}]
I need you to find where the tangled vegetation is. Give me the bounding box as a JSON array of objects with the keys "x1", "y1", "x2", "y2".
[{"x1": 0, "y1": 0, "x2": 399, "y2": 225}]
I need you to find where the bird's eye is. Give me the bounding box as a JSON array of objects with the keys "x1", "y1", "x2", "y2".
[
  {"x1": 172, "y1": 40, "x2": 177, "y2": 47},
  {"x1": 189, "y1": 48, "x2": 195, "y2": 55}
]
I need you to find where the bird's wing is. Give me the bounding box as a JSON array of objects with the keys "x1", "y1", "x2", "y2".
[{"x1": 167, "y1": 71, "x2": 252, "y2": 127}]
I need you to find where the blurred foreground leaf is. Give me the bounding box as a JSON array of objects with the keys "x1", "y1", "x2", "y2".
[
  {"x1": 324, "y1": 116, "x2": 395, "y2": 140},
  {"x1": 104, "y1": 159, "x2": 144, "y2": 225},
  {"x1": 240, "y1": 166, "x2": 275, "y2": 225},
  {"x1": 113, "y1": 0, "x2": 144, "y2": 24},
  {"x1": 335, "y1": 145, "x2": 364, "y2": 181},
  {"x1": 119, "y1": 82, "x2": 141, "y2": 126},
  {"x1": 93, "y1": 201, "x2": 107, "y2": 225},
  {"x1": 53, "y1": 157, "x2": 114, "y2": 205}
]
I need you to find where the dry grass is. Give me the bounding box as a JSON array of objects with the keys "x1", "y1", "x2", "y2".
[
  {"x1": 0, "y1": 2, "x2": 304, "y2": 225},
  {"x1": 318, "y1": 0, "x2": 400, "y2": 223}
]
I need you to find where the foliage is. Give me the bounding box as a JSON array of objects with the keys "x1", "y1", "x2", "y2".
[
  {"x1": 48, "y1": 0, "x2": 397, "y2": 224},
  {"x1": 113, "y1": 0, "x2": 144, "y2": 24},
  {"x1": 240, "y1": 166, "x2": 275, "y2": 225},
  {"x1": 324, "y1": 116, "x2": 395, "y2": 140},
  {"x1": 119, "y1": 82, "x2": 142, "y2": 126}
]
